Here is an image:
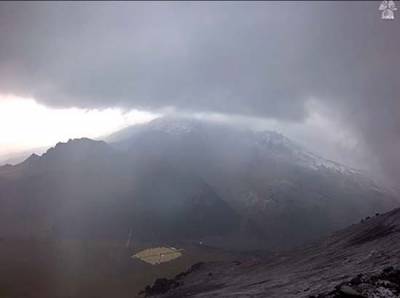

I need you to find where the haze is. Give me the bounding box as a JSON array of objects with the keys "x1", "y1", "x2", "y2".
[
  {"x1": 1, "y1": 3, "x2": 400, "y2": 297},
  {"x1": 0, "y1": 1, "x2": 399, "y2": 186}
]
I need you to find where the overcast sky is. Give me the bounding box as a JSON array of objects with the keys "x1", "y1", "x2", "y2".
[{"x1": 0, "y1": 1, "x2": 399, "y2": 186}]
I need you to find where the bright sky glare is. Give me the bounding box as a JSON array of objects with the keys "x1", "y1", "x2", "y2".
[
  {"x1": 0, "y1": 94, "x2": 370, "y2": 172},
  {"x1": 0, "y1": 94, "x2": 158, "y2": 156}
]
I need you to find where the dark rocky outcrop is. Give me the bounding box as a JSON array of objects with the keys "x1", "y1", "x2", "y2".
[{"x1": 139, "y1": 263, "x2": 204, "y2": 297}]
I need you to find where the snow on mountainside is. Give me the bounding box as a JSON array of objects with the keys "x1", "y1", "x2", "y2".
[
  {"x1": 127, "y1": 117, "x2": 371, "y2": 178},
  {"x1": 2, "y1": 116, "x2": 396, "y2": 250},
  {"x1": 109, "y1": 116, "x2": 395, "y2": 200},
  {"x1": 106, "y1": 118, "x2": 398, "y2": 249},
  {"x1": 254, "y1": 130, "x2": 362, "y2": 175}
]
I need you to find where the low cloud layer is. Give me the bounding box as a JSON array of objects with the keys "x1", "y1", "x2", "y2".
[{"x1": 0, "y1": 2, "x2": 399, "y2": 186}]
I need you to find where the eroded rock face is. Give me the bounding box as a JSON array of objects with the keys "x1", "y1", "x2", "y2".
[{"x1": 313, "y1": 266, "x2": 400, "y2": 298}]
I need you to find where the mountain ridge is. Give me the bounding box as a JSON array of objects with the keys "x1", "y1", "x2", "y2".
[{"x1": 0, "y1": 117, "x2": 398, "y2": 250}]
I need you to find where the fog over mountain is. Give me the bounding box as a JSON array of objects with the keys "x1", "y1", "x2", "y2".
[
  {"x1": 1, "y1": 117, "x2": 397, "y2": 250},
  {"x1": 0, "y1": 2, "x2": 399, "y2": 298},
  {"x1": 0, "y1": 1, "x2": 399, "y2": 186}
]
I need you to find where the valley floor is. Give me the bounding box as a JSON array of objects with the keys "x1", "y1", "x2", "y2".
[{"x1": 0, "y1": 239, "x2": 235, "y2": 298}]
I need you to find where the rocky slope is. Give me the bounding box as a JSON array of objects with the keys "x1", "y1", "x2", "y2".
[
  {"x1": 0, "y1": 137, "x2": 239, "y2": 242},
  {"x1": 0, "y1": 117, "x2": 397, "y2": 250},
  {"x1": 143, "y1": 207, "x2": 400, "y2": 297},
  {"x1": 110, "y1": 117, "x2": 398, "y2": 249}
]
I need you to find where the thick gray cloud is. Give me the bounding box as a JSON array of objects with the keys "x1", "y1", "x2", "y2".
[{"x1": 0, "y1": 2, "x2": 399, "y2": 185}]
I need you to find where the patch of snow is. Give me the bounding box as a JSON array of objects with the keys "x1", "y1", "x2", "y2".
[{"x1": 254, "y1": 130, "x2": 363, "y2": 176}]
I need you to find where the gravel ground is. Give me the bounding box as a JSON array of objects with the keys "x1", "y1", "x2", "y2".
[{"x1": 144, "y1": 208, "x2": 400, "y2": 297}]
